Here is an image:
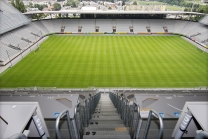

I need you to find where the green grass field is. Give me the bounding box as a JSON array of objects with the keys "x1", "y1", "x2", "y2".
[
  {"x1": 0, "y1": 35, "x2": 207, "y2": 88},
  {"x1": 137, "y1": 1, "x2": 184, "y2": 11}
]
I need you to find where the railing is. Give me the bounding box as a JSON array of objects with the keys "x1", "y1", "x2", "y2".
[
  {"x1": 109, "y1": 92, "x2": 164, "y2": 139},
  {"x1": 82, "y1": 92, "x2": 101, "y2": 128},
  {"x1": 55, "y1": 92, "x2": 101, "y2": 139},
  {"x1": 74, "y1": 103, "x2": 82, "y2": 139},
  {"x1": 129, "y1": 102, "x2": 136, "y2": 138},
  {"x1": 143, "y1": 110, "x2": 164, "y2": 139},
  {"x1": 84, "y1": 98, "x2": 89, "y2": 126},
  {"x1": 8, "y1": 133, "x2": 28, "y2": 139},
  {"x1": 122, "y1": 97, "x2": 130, "y2": 126},
  {"x1": 55, "y1": 110, "x2": 73, "y2": 139},
  {"x1": 128, "y1": 102, "x2": 143, "y2": 139},
  {"x1": 110, "y1": 92, "x2": 131, "y2": 126}
]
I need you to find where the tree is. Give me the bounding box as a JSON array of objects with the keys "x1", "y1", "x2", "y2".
[
  {"x1": 59, "y1": 13, "x2": 61, "y2": 18},
  {"x1": 133, "y1": 1, "x2": 137, "y2": 5},
  {"x1": 28, "y1": 2, "x2": 33, "y2": 8},
  {"x1": 11, "y1": 0, "x2": 26, "y2": 13},
  {"x1": 73, "y1": 13, "x2": 76, "y2": 17},
  {"x1": 72, "y1": 2, "x2": 76, "y2": 7},
  {"x1": 32, "y1": 13, "x2": 46, "y2": 20},
  {"x1": 53, "y1": 3, "x2": 61, "y2": 11},
  {"x1": 65, "y1": 0, "x2": 78, "y2": 7},
  {"x1": 198, "y1": 5, "x2": 208, "y2": 14},
  {"x1": 34, "y1": 4, "x2": 47, "y2": 11},
  {"x1": 184, "y1": 8, "x2": 191, "y2": 12}
]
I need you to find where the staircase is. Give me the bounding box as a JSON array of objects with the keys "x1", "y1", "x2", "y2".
[
  {"x1": 83, "y1": 93, "x2": 131, "y2": 139},
  {"x1": 55, "y1": 92, "x2": 164, "y2": 139}
]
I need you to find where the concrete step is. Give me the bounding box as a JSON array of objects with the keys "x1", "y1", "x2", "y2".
[
  {"x1": 83, "y1": 135, "x2": 131, "y2": 139},
  {"x1": 84, "y1": 131, "x2": 129, "y2": 135},
  {"x1": 96, "y1": 106, "x2": 115, "y2": 109},
  {"x1": 93, "y1": 112, "x2": 119, "y2": 116},
  {"x1": 98, "y1": 100, "x2": 112, "y2": 102},
  {"x1": 98, "y1": 102, "x2": 113, "y2": 105},
  {"x1": 83, "y1": 93, "x2": 131, "y2": 139},
  {"x1": 85, "y1": 124, "x2": 126, "y2": 131},
  {"x1": 96, "y1": 104, "x2": 114, "y2": 106},
  {"x1": 91, "y1": 115, "x2": 121, "y2": 120},
  {"x1": 95, "y1": 108, "x2": 117, "y2": 112},
  {"x1": 89, "y1": 120, "x2": 123, "y2": 125}
]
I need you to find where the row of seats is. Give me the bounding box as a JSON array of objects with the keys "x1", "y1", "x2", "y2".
[
  {"x1": 31, "y1": 19, "x2": 207, "y2": 36},
  {"x1": 0, "y1": 23, "x2": 42, "y2": 64}
]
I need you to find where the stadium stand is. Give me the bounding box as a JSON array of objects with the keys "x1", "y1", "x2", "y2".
[
  {"x1": 96, "y1": 19, "x2": 113, "y2": 32},
  {"x1": 186, "y1": 23, "x2": 206, "y2": 37},
  {"x1": 1, "y1": 18, "x2": 208, "y2": 66},
  {"x1": 164, "y1": 19, "x2": 176, "y2": 32},
  {"x1": 62, "y1": 19, "x2": 79, "y2": 32},
  {"x1": 116, "y1": 19, "x2": 133, "y2": 32},
  {"x1": 0, "y1": 0, "x2": 30, "y2": 34},
  {"x1": 180, "y1": 21, "x2": 197, "y2": 34},
  {"x1": 32, "y1": 21, "x2": 49, "y2": 35},
  {"x1": 41, "y1": 20, "x2": 54, "y2": 33},
  {"x1": 132, "y1": 19, "x2": 149, "y2": 32},
  {"x1": 0, "y1": 42, "x2": 20, "y2": 63},
  {"x1": 19, "y1": 19, "x2": 206, "y2": 40},
  {"x1": 194, "y1": 30, "x2": 208, "y2": 42},
  {"x1": 0, "y1": 2, "x2": 208, "y2": 138},
  {"x1": 174, "y1": 20, "x2": 189, "y2": 34},
  {"x1": 51, "y1": 19, "x2": 63, "y2": 33},
  {"x1": 0, "y1": 33, "x2": 29, "y2": 49},
  {"x1": 148, "y1": 19, "x2": 165, "y2": 32},
  {"x1": 13, "y1": 27, "x2": 37, "y2": 42},
  {"x1": 80, "y1": 19, "x2": 96, "y2": 32}
]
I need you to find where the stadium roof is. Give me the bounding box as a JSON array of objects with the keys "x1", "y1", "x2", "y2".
[
  {"x1": 24, "y1": 10, "x2": 205, "y2": 15},
  {"x1": 81, "y1": 7, "x2": 97, "y2": 11},
  {"x1": 1, "y1": 0, "x2": 30, "y2": 34},
  {"x1": 199, "y1": 15, "x2": 208, "y2": 25}
]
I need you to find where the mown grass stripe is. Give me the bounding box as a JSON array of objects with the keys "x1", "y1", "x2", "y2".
[{"x1": 0, "y1": 35, "x2": 207, "y2": 88}]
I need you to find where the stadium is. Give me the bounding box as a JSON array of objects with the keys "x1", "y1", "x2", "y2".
[{"x1": 0, "y1": 0, "x2": 208, "y2": 139}]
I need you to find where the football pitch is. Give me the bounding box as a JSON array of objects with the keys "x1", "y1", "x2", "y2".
[{"x1": 0, "y1": 35, "x2": 207, "y2": 88}]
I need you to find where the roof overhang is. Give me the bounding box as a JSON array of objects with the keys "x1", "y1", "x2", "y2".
[{"x1": 23, "y1": 10, "x2": 205, "y2": 15}]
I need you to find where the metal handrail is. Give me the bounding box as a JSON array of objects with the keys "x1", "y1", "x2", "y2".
[
  {"x1": 8, "y1": 133, "x2": 27, "y2": 139},
  {"x1": 121, "y1": 97, "x2": 124, "y2": 119},
  {"x1": 56, "y1": 92, "x2": 101, "y2": 139},
  {"x1": 79, "y1": 104, "x2": 84, "y2": 137},
  {"x1": 124, "y1": 98, "x2": 130, "y2": 126},
  {"x1": 143, "y1": 110, "x2": 164, "y2": 139},
  {"x1": 84, "y1": 98, "x2": 89, "y2": 126},
  {"x1": 74, "y1": 103, "x2": 81, "y2": 139},
  {"x1": 55, "y1": 110, "x2": 73, "y2": 139},
  {"x1": 126, "y1": 99, "x2": 131, "y2": 126},
  {"x1": 110, "y1": 92, "x2": 128, "y2": 126},
  {"x1": 129, "y1": 101, "x2": 136, "y2": 137},
  {"x1": 117, "y1": 95, "x2": 121, "y2": 114},
  {"x1": 133, "y1": 103, "x2": 142, "y2": 139}
]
